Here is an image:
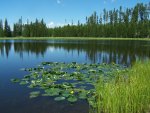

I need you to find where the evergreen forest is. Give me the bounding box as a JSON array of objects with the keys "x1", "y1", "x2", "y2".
[{"x1": 0, "y1": 3, "x2": 150, "y2": 38}]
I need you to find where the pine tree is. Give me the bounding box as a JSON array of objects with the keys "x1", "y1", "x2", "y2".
[
  {"x1": 4, "y1": 19, "x2": 11, "y2": 37},
  {"x1": 0, "y1": 20, "x2": 4, "y2": 37}
]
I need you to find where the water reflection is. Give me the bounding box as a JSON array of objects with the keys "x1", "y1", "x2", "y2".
[
  {"x1": 14, "y1": 41, "x2": 49, "y2": 58},
  {"x1": 0, "y1": 39, "x2": 150, "y2": 113},
  {"x1": 0, "y1": 42, "x2": 11, "y2": 58},
  {"x1": 0, "y1": 40, "x2": 150, "y2": 65}
]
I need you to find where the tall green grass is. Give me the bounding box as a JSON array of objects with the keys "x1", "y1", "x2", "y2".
[{"x1": 95, "y1": 61, "x2": 150, "y2": 113}]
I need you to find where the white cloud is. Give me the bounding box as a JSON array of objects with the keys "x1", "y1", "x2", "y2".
[
  {"x1": 111, "y1": 0, "x2": 116, "y2": 3},
  {"x1": 57, "y1": 0, "x2": 61, "y2": 4},
  {"x1": 47, "y1": 21, "x2": 54, "y2": 28},
  {"x1": 103, "y1": 0, "x2": 116, "y2": 4},
  {"x1": 104, "y1": 0, "x2": 107, "y2": 4},
  {"x1": 47, "y1": 21, "x2": 69, "y2": 28}
]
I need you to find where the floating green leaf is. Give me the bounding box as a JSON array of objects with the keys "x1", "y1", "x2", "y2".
[
  {"x1": 78, "y1": 91, "x2": 87, "y2": 99},
  {"x1": 11, "y1": 78, "x2": 20, "y2": 83},
  {"x1": 11, "y1": 61, "x2": 126, "y2": 107},
  {"x1": 67, "y1": 96, "x2": 78, "y2": 102},
  {"x1": 20, "y1": 81, "x2": 28, "y2": 85},
  {"x1": 54, "y1": 96, "x2": 65, "y2": 101},
  {"x1": 61, "y1": 90, "x2": 71, "y2": 97},
  {"x1": 29, "y1": 91, "x2": 40, "y2": 98},
  {"x1": 45, "y1": 88, "x2": 61, "y2": 96}
]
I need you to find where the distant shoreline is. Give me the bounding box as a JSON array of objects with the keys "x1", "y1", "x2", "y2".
[{"x1": 0, "y1": 37, "x2": 150, "y2": 41}]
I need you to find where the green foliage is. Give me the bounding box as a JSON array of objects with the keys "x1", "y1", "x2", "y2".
[
  {"x1": 49, "y1": 3, "x2": 150, "y2": 38},
  {"x1": 13, "y1": 17, "x2": 22, "y2": 37},
  {"x1": 11, "y1": 62, "x2": 125, "y2": 106},
  {"x1": 11, "y1": 61, "x2": 150, "y2": 112},
  {"x1": 95, "y1": 61, "x2": 150, "y2": 113},
  {"x1": 22, "y1": 19, "x2": 48, "y2": 37},
  {"x1": 54, "y1": 96, "x2": 66, "y2": 101},
  {"x1": 1, "y1": 2, "x2": 150, "y2": 38},
  {"x1": 67, "y1": 96, "x2": 78, "y2": 102},
  {"x1": 11, "y1": 78, "x2": 20, "y2": 83},
  {"x1": 29, "y1": 91, "x2": 40, "y2": 98},
  {"x1": 4, "y1": 19, "x2": 11, "y2": 37},
  {"x1": 0, "y1": 20, "x2": 4, "y2": 37}
]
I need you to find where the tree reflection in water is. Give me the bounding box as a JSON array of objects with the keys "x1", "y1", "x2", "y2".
[{"x1": 0, "y1": 40, "x2": 150, "y2": 65}]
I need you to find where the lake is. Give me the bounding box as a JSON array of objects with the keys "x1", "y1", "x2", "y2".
[{"x1": 0, "y1": 39, "x2": 150, "y2": 113}]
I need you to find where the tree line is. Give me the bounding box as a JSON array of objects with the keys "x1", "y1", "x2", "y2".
[{"x1": 0, "y1": 2, "x2": 150, "y2": 38}]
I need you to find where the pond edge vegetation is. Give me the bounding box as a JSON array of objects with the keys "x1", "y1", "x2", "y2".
[
  {"x1": 1, "y1": 37, "x2": 150, "y2": 41},
  {"x1": 95, "y1": 61, "x2": 150, "y2": 113},
  {"x1": 11, "y1": 61, "x2": 150, "y2": 113}
]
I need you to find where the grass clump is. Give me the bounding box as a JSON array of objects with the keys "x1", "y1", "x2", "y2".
[{"x1": 96, "y1": 61, "x2": 150, "y2": 113}]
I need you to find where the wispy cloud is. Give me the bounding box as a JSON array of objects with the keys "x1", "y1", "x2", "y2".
[
  {"x1": 47, "y1": 21, "x2": 69, "y2": 28},
  {"x1": 104, "y1": 0, "x2": 117, "y2": 4},
  {"x1": 111, "y1": 0, "x2": 116, "y2": 3},
  {"x1": 57, "y1": 0, "x2": 61, "y2": 4},
  {"x1": 104, "y1": 0, "x2": 107, "y2": 4},
  {"x1": 47, "y1": 21, "x2": 54, "y2": 28}
]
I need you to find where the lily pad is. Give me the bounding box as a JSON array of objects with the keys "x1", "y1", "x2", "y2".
[
  {"x1": 61, "y1": 91, "x2": 71, "y2": 97},
  {"x1": 11, "y1": 78, "x2": 20, "y2": 83},
  {"x1": 11, "y1": 61, "x2": 126, "y2": 107},
  {"x1": 78, "y1": 91, "x2": 87, "y2": 99},
  {"x1": 29, "y1": 91, "x2": 40, "y2": 98},
  {"x1": 67, "y1": 96, "x2": 78, "y2": 103},
  {"x1": 45, "y1": 88, "x2": 61, "y2": 96},
  {"x1": 54, "y1": 96, "x2": 65, "y2": 101},
  {"x1": 20, "y1": 81, "x2": 28, "y2": 85}
]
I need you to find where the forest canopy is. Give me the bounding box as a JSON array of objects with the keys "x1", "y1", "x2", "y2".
[{"x1": 0, "y1": 2, "x2": 150, "y2": 38}]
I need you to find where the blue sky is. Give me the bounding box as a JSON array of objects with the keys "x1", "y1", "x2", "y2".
[{"x1": 0, "y1": 0, "x2": 149, "y2": 28}]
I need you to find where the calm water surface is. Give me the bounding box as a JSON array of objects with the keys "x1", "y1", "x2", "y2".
[{"x1": 0, "y1": 39, "x2": 150, "y2": 113}]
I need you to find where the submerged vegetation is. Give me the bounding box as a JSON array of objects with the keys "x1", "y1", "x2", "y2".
[
  {"x1": 11, "y1": 61, "x2": 150, "y2": 113},
  {"x1": 96, "y1": 61, "x2": 150, "y2": 113}
]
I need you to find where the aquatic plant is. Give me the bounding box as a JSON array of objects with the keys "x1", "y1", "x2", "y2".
[
  {"x1": 96, "y1": 61, "x2": 150, "y2": 113},
  {"x1": 11, "y1": 62, "x2": 125, "y2": 106}
]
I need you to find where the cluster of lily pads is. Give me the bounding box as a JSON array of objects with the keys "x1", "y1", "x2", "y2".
[{"x1": 11, "y1": 62, "x2": 126, "y2": 107}]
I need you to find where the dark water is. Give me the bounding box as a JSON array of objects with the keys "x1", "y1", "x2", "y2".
[{"x1": 0, "y1": 39, "x2": 150, "y2": 113}]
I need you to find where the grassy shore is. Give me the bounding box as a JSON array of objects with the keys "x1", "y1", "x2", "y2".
[
  {"x1": 95, "y1": 61, "x2": 150, "y2": 113},
  {"x1": 0, "y1": 37, "x2": 150, "y2": 41}
]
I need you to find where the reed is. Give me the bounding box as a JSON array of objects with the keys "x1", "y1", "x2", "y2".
[{"x1": 96, "y1": 61, "x2": 150, "y2": 113}]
